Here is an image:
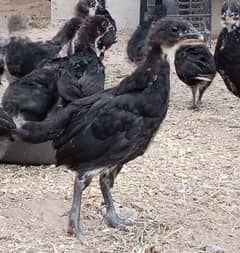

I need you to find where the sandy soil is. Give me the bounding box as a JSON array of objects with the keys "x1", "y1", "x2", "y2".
[
  {"x1": 0, "y1": 0, "x2": 50, "y2": 33},
  {"x1": 0, "y1": 1, "x2": 240, "y2": 253}
]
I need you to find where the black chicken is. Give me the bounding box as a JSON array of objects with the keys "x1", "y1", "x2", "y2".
[
  {"x1": 57, "y1": 15, "x2": 112, "y2": 105},
  {"x1": 16, "y1": 18, "x2": 202, "y2": 236},
  {"x1": 214, "y1": 1, "x2": 240, "y2": 97},
  {"x1": 2, "y1": 16, "x2": 111, "y2": 124},
  {"x1": 127, "y1": 2, "x2": 167, "y2": 64},
  {"x1": 175, "y1": 44, "x2": 216, "y2": 109},
  {"x1": 75, "y1": 0, "x2": 117, "y2": 53}
]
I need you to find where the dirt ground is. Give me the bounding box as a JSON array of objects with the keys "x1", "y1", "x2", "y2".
[
  {"x1": 0, "y1": 0, "x2": 50, "y2": 32},
  {"x1": 0, "y1": 1, "x2": 240, "y2": 253}
]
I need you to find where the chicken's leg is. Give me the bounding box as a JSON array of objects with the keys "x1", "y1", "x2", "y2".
[
  {"x1": 100, "y1": 166, "x2": 133, "y2": 230},
  {"x1": 197, "y1": 82, "x2": 208, "y2": 106},
  {"x1": 67, "y1": 171, "x2": 92, "y2": 237},
  {"x1": 190, "y1": 85, "x2": 198, "y2": 109}
]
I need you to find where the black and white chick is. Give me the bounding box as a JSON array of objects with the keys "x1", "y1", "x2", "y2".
[
  {"x1": 214, "y1": 1, "x2": 240, "y2": 97},
  {"x1": 95, "y1": 0, "x2": 117, "y2": 51},
  {"x1": 2, "y1": 15, "x2": 111, "y2": 125},
  {"x1": 127, "y1": 3, "x2": 167, "y2": 64},
  {"x1": 175, "y1": 44, "x2": 216, "y2": 109},
  {"x1": 75, "y1": 0, "x2": 117, "y2": 54},
  {"x1": 16, "y1": 18, "x2": 202, "y2": 237}
]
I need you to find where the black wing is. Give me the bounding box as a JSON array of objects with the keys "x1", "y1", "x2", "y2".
[
  {"x1": 55, "y1": 94, "x2": 145, "y2": 169},
  {"x1": 127, "y1": 22, "x2": 151, "y2": 64},
  {"x1": 0, "y1": 107, "x2": 15, "y2": 137}
]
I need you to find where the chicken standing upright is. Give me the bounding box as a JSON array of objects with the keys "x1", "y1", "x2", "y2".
[
  {"x1": 175, "y1": 44, "x2": 216, "y2": 109},
  {"x1": 16, "y1": 18, "x2": 202, "y2": 237}
]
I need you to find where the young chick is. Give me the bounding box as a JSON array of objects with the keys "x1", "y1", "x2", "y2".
[
  {"x1": 57, "y1": 15, "x2": 112, "y2": 105},
  {"x1": 175, "y1": 44, "x2": 216, "y2": 109},
  {"x1": 75, "y1": 0, "x2": 117, "y2": 53},
  {"x1": 16, "y1": 18, "x2": 202, "y2": 237}
]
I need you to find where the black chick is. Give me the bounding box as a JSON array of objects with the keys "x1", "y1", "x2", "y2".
[
  {"x1": 16, "y1": 18, "x2": 202, "y2": 236},
  {"x1": 2, "y1": 16, "x2": 110, "y2": 124},
  {"x1": 0, "y1": 108, "x2": 16, "y2": 159},
  {"x1": 127, "y1": 3, "x2": 167, "y2": 64},
  {"x1": 214, "y1": 1, "x2": 240, "y2": 97},
  {"x1": 75, "y1": 0, "x2": 117, "y2": 53},
  {"x1": 57, "y1": 15, "x2": 111, "y2": 105},
  {"x1": 175, "y1": 44, "x2": 216, "y2": 109},
  {"x1": 3, "y1": 17, "x2": 82, "y2": 82}
]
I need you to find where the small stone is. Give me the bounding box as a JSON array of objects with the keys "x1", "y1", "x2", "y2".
[{"x1": 201, "y1": 244, "x2": 224, "y2": 253}]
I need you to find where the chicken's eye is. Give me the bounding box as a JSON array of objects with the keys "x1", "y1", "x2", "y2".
[
  {"x1": 101, "y1": 21, "x2": 108, "y2": 29},
  {"x1": 171, "y1": 26, "x2": 179, "y2": 33}
]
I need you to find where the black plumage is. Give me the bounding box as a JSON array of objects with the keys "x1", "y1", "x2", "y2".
[
  {"x1": 2, "y1": 58, "x2": 64, "y2": 122},
  {"x1": 58, "y1": 50, "x2": 105, "y2": 105},
  {"x1": 175, "y1": 44, "x2": 216, "y2": 109},
  {"x1": 5, "y1": 37, "x2": 60, "y2": 81},
  {"x1": 57, "y1": 15, "x2": 111, "y2": 105},
  {"x1": 0, "y1": 58, "x2": 4, "y2": 84},
  {"x1": 127, "y1": 4, "x2": 167, "y2": 64},
  {"x1": 16, "y1": 18, "x2": 202, "y2": 236},
  {"x1": 3, "y1": 17, "x2": 82, "y2": 81},
  {"x1": 0, "y1": 108, "x2": 16, "y2": 159},
  {"x1": 214, "y1": 1, "x2": 240, "y2": 97}
]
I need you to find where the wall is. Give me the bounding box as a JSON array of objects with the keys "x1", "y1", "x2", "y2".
[
  {"x1": 106, "y1": 0, "x2": 140, "y2": 29},
  {"x1": 51, "y1": 0, "x2": 140, "y2": 29},
  {"x1": 212, "y1": 0, "x2": 224, "y2": 37},
  {"x1": 51, "y1": 0, "x2": 76, "y2": 24}
]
